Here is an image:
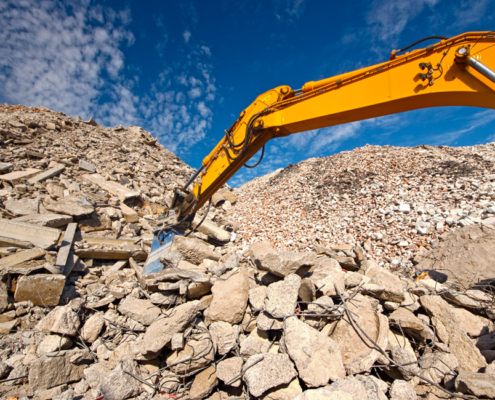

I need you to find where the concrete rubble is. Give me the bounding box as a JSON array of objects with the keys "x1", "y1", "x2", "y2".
[{"x1": 0, "y1": 104, "x2": 494, "y2": 400}]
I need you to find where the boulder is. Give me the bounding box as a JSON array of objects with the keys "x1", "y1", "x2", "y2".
[
  {"x1": 139, "y1": 300, "x2": 200, "y2": 355},
  {"x1": 388, "y1": 307, "x2": 427, "y2": 341},
  {"x1": 206, "y1": 271, "x2": 249, "y2": 324},
  {"x1": 420, "y1": 295, "x2": 486, "y2": 371},
  {"x1": 264, "y1": 274, "x2": 301, "y2": 319},
  {"x1": 450, "y1": 306, "x2": 493, "y2": 337},
  {"x1": 216, "y1": 356, "x2": 243, "y2": 387},
  {"x1": 257, "y1": 311, "x2": 284, "y2": 331},
  {"x1": 284, "y1": 316, "x2": 345, "y2": 387},
  {"x1": 249, "y1": 286, "x2": 268, "y2": 312},
  {"x1": 118, "y1": 296, "x2": 161, "y2": 326},
  {"x1": 243, "y1": 353, "x2": 298, "y2": 397},
  {"x1": 255, "y1": 251, "x2": 317, "y2": 277},
  {"x1": 418, "y1": 350, "x2": 458, "y2": 384},
  {"x1": 28, "y1": 352, "x2": 85, "y2": 390},
  {"x1": 14, "y1": 274, "x2": 65, "y2": 306},
  {"x1": 355, "y1": 375, "x2": 388, "y2": 400},
  {"x1": 309, "y1": 258, "x2": 345, "y2": 297},
  {"x1": 100, "y1": 358, "x2": 142, "y2": 400},
  {"x1": 36, "y1": 306, "x2": 81, "y2": 336},
  {"x1": 171, "y1": 235, "x2": 220, "y2": 265},
  {"x1": 240, "y1": 328, "x2": 271, "y2": 357},
  {"x1": 329, "y1": 377, "x2": 368, "y2": 399},
  {"x1": 293, "y1": 388, "x2": 353, "y2": 400},
  {"x1": 331, "y1": 294, "x2": 389, "y2": 375}
]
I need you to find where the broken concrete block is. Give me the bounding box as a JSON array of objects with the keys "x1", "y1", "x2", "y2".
[
  {"x1": 139, "y1": 300, "x2": 201, "y2": 355},
  {"x1": 284, "y1": 316, "x2": 345, "y2": 387},
  {"x1": 171, "y1": 235, "x2": 221, "y2": 265},
  {"x1": 455, "y1": 371, "x2": 495, "y2": 398},
  {"x1": 243, "y1": 353, "x2": 297, "y2": 397},
  {"x1": 14, "y1": 274, "x2": 65, "y2": 306},
  {"x1": 78, "y1": 160, "x2": 96, "y2": 173},
  {"x1": 216, "y1": 357, "x2": 243, "y2": 387},
  {"x1": 27, "y1": 164, "x2": 65, "y2": 185},
  {"x1": 255, "y1": 251, "x2": 316, "y2": 277},
  {"x1": 118, "y1": 296, "x2": 161, "y2": 326},
  {"x1": 209, "y1": 321, "x2": 237, "y2": 355},
  {"x1": 44, "y1": 195, "x2": 95, "y2": 217},
  {"x1": 188, "y1": 365, "x2": 218, "y2": 400},
  {"x1": 100, "y1": 358, "x2": 142, "y2": 400},
  {"x1": 166, "y1": 330, "x2": 215, "y2": 373},
  {"x1": 120, "y1": 203, "x2": 139, "y2": 223},
  {"x1": 0, "y1": 247, "x2": 44, "y2": 270},
  {"x1": 0, "y1": 219, "x2": 61, "y2": 249},
  {"x1": 206, "y1": 271, "x2": 249, "y2": 324},
  {"x1": 0, "y1": 168, "x2": 41, "y2": 182},
  {"x1": 28, "y1": 352, "x2": 85, "y2": 390},
  {"x1": 36, "y1": 306, "x2": 81, "y2": 336},
  {"x1": 80, "y1": 313, "x2": 105, "y2": 343},
  {"x1": 15, "y1": 213, "x2": 73, "y2": 228},
  {"x1": 37, "y1": 335, "x2": 73, "y2": 356},
  {"x1": 83, "y1": 173, "x2": 140, "y2": 201},
  {"x1": 265, "y1": 274, "x2": 301, "y2": 319},
  {"x1": 420, "y1": 295, "x2": 486, "y2": 372}
]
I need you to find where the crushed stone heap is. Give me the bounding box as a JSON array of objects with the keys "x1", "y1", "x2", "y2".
[
  {"x1": 0, "y1": 103, "x2": 494, "y2": 400},
  {"x1": 231, "y1": 143, "x2": 495, "y2": 272}
]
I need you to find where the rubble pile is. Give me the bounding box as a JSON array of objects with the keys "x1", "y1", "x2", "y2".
[
  {"x1": 231, "y1": 143, "x2": 495, "y2": 271},
  {"x1": 0, "y1": 103, "x2": 494, "y2": 400}
]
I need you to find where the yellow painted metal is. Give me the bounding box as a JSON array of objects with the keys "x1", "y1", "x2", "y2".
[{"x1": 186, "y1": 32, "x2": 495, "y2": 215}]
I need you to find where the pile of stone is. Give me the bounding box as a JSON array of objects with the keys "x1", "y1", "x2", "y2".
[
  {"x1": 230, "y1": 143, "x2": 495, "y2": 273},
  {"x1": 1, "y1": 103, "x2": 494, "y2": 400}
]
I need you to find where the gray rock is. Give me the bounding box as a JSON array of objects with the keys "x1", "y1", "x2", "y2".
[
  {"x1": 255, "y1": 251, "x2": 316, "y2": 277},
  {"x1": 455, "y1": 371, "x2": 495, "y2": 398},
  {"x1": 420, "y1": 295, "x2": 486, "y2": 371},
  {"x1": 28, "y1": 352, "x2": 85, "y2": 389},
  {"x1": 284, "y1": 316, "x2": 345, "y2": 387},
  {"x1": 15, "y1": 213, "x2": 73, "y2": 228},
  {"x1": 209, "y1": 321, "x2": 237, "y2": 355},
  {"x1": 389, "y1": 380, "x2": 417, "y2": 400},
  {"x1": 118, "y1": 297, "x2": 161, "y2": 326},
  {"x1": 216, "y1": 357, "x2": 243, "y2": 387},
  {"x1": 265, "y1": 274, "x2": 301, "y2": 318},
  {"x1": 83, "y1": 361, "x2": 112, "y2": 390},
  {"x1": 171, "y1": 235, "x2": 220, "y2": 265},
  {"x1": 206, "y1": 271, "x2": 249, "y2": 324},
  {"x1": 100, "y1": 358, "x2": 142, "y2": 400},
  {"x1": 79, "y1": 160, "x2": 96, "y2": 173},
  {"x1": 139, "y1": 300, "x2": 200, "y2": 355},
  {"x1": 257, "y1": 311, "x2": 284, "y2": 331},
  {"x1": 331, "y1": 294, "x2": 389, "y2": 375},
  {"x1": 243, "y1": 353, "x2": 298, "y2": 397},
  {"x1": 36, "y1": 306, "x2": 81, "y2": 336},
  {"x1": 476, "y1": 330, "x2": 495, "y2": 351},
  {"x1": 44, "y1": 195, "x2": 95, "y2": 217}
]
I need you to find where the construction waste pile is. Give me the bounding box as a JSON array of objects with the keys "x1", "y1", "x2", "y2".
[{"x1": 0, "y1": 104, "x2": 494, "y2": 400}]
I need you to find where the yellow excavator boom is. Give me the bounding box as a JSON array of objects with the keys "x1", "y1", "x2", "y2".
[{"x1": 172, "y1": 31, "x2": 495, "y2": 220}]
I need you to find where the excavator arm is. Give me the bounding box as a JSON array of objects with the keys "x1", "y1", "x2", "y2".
[{"x1": 171, "y1": 31, "x2": 495, "y2": 224}]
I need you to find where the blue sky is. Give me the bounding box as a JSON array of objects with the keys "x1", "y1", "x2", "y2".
[{"x1": 1, "y1": 0, "x2": 494, "y2": 187}]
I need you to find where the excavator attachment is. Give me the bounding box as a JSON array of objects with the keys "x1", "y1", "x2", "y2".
[{"x1": 143, "y1": 228, "x2": 179, "y2": 275}]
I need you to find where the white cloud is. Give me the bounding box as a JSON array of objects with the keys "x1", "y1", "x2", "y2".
[
  {"x1": 0, "y1": 0, "x2": 218, "y2": 156},
  {"x1": 183, "y1": 30, "x2": 191, "y2": 43},
  {"x1": 366, "y1": 0, "x2": 439, "y2": 44},
  {"x1": 0, "y1": 0, "x2": 134, "y2": 121},
  {"x1": 274, "y1": 0, "x2": 307, "y2": 22}
]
